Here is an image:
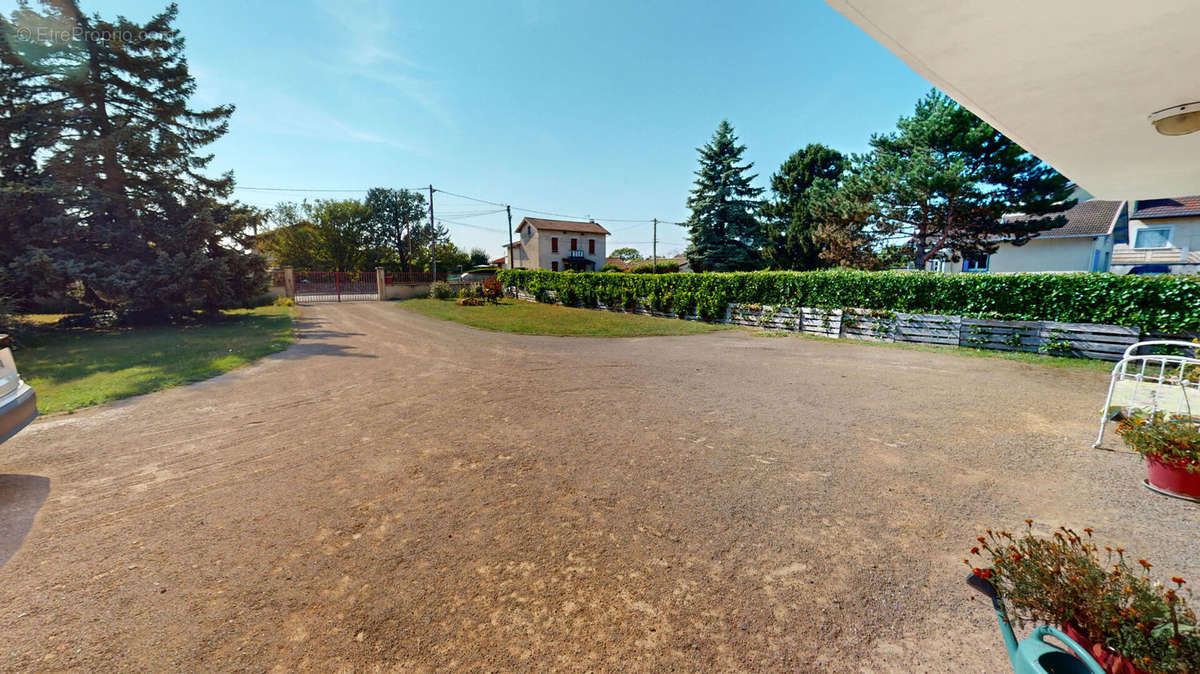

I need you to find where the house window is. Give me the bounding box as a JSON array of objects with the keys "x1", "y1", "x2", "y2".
[
  {"x1": 962, "y1": 252, "x2": 989, "y2": 272},
  {"x1": 551, "y1": 261, "x2": 558, "y2": 271},
  {"x1": 571, "y1": 238, "x2": 578, "y2": 251},
  {"x1": 551, "y1": 237, "x2": 559, "y2": 252},
  {"x1": 588, "y1": 239, "x2": 595, "y2": 254},
  {"x1": 1134, "y1": 227, "x2": 1172, "y2": 249}
]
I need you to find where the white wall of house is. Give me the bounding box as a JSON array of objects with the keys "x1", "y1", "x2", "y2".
[
  {"x1": 986, "y1": 236, "x2": 1111, "y2": 273},
  {"x1": 931, "y1": 236, "x2": 1110, "y2": 274},
  {"x1": 532, "y1": 230, "x2": 606, "y2": 271}
]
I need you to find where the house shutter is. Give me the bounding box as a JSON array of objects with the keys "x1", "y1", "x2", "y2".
[
  {"x1": 571, "y1": 238, "x2": 578, "y2": 250},
  {"x1": 552, "y1": 261, "x2": 558, "y2": 271},
  {"x1": 551, "y1": 237, "x2": 558, "y2": 252},
  {"x1": 588, "y1": 239, "x2": 595, "y2": 254}
]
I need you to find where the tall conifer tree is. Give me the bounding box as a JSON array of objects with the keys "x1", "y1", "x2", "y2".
[
  {"x1": 682, "y1": 120, "x2": 765, "y2": 272},
  {"x1": 0, "y1": 1, "x2": 264, "y2": 315}
]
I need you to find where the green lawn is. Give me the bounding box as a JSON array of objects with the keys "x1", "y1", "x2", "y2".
[
  {"x1": 399, "y1": 299, "x2": 732, "y2": 337},
  {"x1": 15, "y1": 306, "x2": 296, "y2": 414}
]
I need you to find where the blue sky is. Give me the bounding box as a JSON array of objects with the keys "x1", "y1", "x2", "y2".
[{"x1": 12, "y1": 0, "x2": 934, "y2": 258}]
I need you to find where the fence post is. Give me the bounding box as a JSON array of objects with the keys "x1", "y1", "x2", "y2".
[
  {"x1": 376, "y1": 266, "x2": 386, "y2": 301},
  {"x1": 284, "y1": 267, "x2": 295, "y2": 299}
]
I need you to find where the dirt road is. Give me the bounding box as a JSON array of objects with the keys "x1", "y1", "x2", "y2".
[{"x1": 2, "y1": 302, "x2": 1196, "y2": 671}]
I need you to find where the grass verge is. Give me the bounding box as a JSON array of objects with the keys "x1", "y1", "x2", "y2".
[
  {"x1": 15, "y1": 305, "x2": 296, "y2": 414},
  {"x1": 399, "y1": 298, "x2": 731, "y2": 337}
]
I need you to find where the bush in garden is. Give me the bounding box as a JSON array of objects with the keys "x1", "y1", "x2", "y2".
[
  {"x1": 496, "y1": 269, "x2": 1200, "y2": 333},
  {"x1": 630, "y1": 261, "x2": 681, "y2": 274},
  {"x1": 429, "y1": 281, "x2": 454, "y2": 299},
  {"x1": 480, "y1": 276, "x2": 503, "y2": 303}
]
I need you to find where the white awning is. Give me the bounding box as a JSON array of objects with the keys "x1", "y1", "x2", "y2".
[{"x1": 824, "y1": 0, "x2": 1200, "y2": 199}]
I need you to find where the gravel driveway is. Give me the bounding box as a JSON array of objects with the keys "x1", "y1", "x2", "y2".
[{"x1": 1, "y1": 302, "x2": 1196, "y2": 671}]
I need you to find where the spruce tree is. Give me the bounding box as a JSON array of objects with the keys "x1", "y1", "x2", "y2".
[
  {"x1": 683, "y1": 120, "x2": 765, "y2": 272},
  {"x1": 0, "y1": 1, "x2": 264, "y2": 316}
]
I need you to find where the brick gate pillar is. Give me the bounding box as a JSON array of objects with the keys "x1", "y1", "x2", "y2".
[
  {"x1": 284, "y1": 267, "x2": 295, "y2": 299},
  {"x1": 376, "y1": 266, "x2": 386, "y2": 301}
]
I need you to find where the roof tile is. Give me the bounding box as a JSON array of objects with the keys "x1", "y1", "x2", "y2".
[{"x1": 1130, "y1": 196, "x2": 1200, "y2": 219}]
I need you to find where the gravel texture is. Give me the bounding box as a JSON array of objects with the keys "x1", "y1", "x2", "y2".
[{"x1": 0, "y1": 301, "x2": 1195, "y2": 671}]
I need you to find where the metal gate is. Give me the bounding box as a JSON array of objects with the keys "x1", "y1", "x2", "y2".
[{"x1": 293, "y1": 270, "x2": 379, "y2": 302}]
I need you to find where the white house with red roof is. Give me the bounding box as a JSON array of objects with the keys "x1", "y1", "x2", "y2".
[
  {"x1": 503, "y1": 217, "x2": 610, "y2": 271},
  {"x1": 928, "y1": 199, "x2": 1127, "y2": 274}
]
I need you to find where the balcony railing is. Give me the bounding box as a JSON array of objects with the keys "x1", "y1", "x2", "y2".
[
  {"x1": 1111, "y1": 244, "x2": 1198, "y2": 265},
  {"x1": 567, "y1": 249, "x2": 586, "y2": 258}
]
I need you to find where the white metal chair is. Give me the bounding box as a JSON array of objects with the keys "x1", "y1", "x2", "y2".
[{"x1": 1094, "y1": 340, "x2": 1200, "y2": 447}]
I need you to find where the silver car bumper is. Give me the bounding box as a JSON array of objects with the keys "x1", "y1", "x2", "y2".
[{"x1": 0, "y1": 382, "x2": 37, "y2": 444}]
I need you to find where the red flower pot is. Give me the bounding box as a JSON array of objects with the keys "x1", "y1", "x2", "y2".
[
  {"x1": 1062, "y1": 622, "x2": 1148, "y2": 674},
  {"x1": 1146, "y1": 455, "x2": 1200, "y2": 499}
]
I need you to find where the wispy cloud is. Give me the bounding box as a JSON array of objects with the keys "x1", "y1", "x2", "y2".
[{"x1": 312, "y1": 0, "x2": 456, "y2": 130}]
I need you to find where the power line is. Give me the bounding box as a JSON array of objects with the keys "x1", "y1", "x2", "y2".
[
  {"x1": 234, "y1": 186, "x2": 422, "y2": 193},
  {"x1": 232, "y1": 183, "x2": 686, "y2": 228},
  {"x1": 436, "y1": 217, "x2": 506, "y2": 233}
]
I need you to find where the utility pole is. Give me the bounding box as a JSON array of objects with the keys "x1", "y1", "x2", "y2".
[
  {"x1": 507, "y1": 205, "x2": 514, "y2": 269},
  {"x1": 652, "y1": 218, "x2": 658, "y2": 273},
  {"x1": 428, "y1": 184, "x2": 436, "y2": 280}
]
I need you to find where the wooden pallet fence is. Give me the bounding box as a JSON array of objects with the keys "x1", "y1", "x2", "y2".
[
  {"x1": 503, "y1": 287, "x2": 1154, "y2": 362},
  {"x1": 959, "y1": 318, "x2": 1043, "y2": 354},
  {"x1": 840, "y1": 309, "x2": 896, "y2": 342},
  {"x1": 1036, "y1": 321, "x2": 1139, "y2": 361},
  {"x1": 891, "y1": 313, "x2": 961, "y2": 346},
  {"x1": 727, "y1": 304, "x2": 842, "y2": 337}
]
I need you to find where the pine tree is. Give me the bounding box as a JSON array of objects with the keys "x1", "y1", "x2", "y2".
[
  {"x1": 683, "y1": 120, "x2": 765, "y2": 272},
  {"x1": 0, "y1": 1, "x2": 264, "y2": 316},
  {"x1": 762, "y1": 144, "x2": 846, "y2": 270},
  {"x1": 813, "y1": 90, "x2": 1074, "y2": 270}
]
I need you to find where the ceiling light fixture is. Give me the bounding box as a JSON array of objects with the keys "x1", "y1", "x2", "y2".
[{"x1": 1149, "y1": 102, "x2": 1200, "y2": 136}]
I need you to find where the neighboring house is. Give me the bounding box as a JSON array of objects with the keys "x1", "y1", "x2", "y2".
[
  {"x1": 927, "y1": 199, "x2": 1126, "y2": 274},
  {"x1": 503, "y1": 217, "x2": 609, "y2": 271},
  {"x1": 1110, "y1": 196, "x2": 1200, "y2": 275}
]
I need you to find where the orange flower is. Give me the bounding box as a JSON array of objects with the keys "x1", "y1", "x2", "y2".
[
  {"x1": 1083, "y1": 528, "x2": 1093, "y2": 535},
  {"x1": 1012, "y1": 553, "x2": 1023, "y2": 562},
  {"x1": 1024, "y1": 519, "x2": 1033, "y2": 525},
  {"x1": 1138, "y1": 559, "x2": 1152, "y2": 570},
  {"x1": 1172, "y1": 576, "x2": 1186, "y2": 586},
  {"x1": 977, "y1": 536, "x2": 986, "y2": 544},
  {"x1": 970, "y1": 546, "x2": 980, "y2": 555}
]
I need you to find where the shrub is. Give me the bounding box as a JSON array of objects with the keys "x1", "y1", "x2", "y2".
[
  {"x1": 457, "y1": 284, "x2": 480, "y2": 299},
  {"x1": 481, "y1": 276, "x2": 503, "y2": 303},
  {"x1": 429, "y1": 281, "x2": 454, "y2": 300},
  {"x1": 600, "y1": 263, "x2": 625, "y2": 273},
  {"x1": 272, "y1": 296, "x2": 295, "y2": 307},
  {"x1": 456, "y1": 297, "x2": 485, "y2": 306},
  {"x1": 496, "y1": 269, "x2": 1200, "y2": 333},
  {"x1": 967, "y1": 524, "x2": 1199, "y2": 673},
  {"x1": 630, "y1": 260, "x2": 681, "y2": 274}
]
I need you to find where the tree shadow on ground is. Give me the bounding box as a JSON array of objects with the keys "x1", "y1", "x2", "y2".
[
  {"x1": 275, "y1": 316, "x2": 376, "y2": 360},
  {"x1": 0, "y1": 475, "x2": 50, "y2": 570}
]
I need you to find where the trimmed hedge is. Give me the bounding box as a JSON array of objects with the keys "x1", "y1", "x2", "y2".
[{"x1": 497, "y1": 269, "x2": 1200, "y2": 333}]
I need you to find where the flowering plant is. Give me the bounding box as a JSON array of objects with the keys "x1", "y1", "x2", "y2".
[
  {"x1": 967, "y1": 523, "x2": 1199, "y2": 673},
  {"x1": 1117, "y1": 412, "x2": 1200, "y2": 473}
]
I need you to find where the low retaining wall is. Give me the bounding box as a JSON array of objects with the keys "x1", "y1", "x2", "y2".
[
  {"x1": 510, "y1": 290, "x2": 1147, "y2": 361},
  {"x1": 384, "y1": 283, "x2": 432, "y2": 300}
]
